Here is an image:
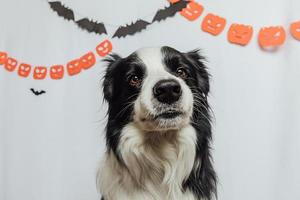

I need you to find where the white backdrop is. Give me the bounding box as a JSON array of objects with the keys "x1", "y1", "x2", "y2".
[{"x1": 1, "y1": 0, "x2": 300, "y2": 200}]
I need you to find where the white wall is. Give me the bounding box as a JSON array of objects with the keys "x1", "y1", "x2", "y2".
[{"x1": 1, "y1": 0, "x2": 300, "y2": 199}]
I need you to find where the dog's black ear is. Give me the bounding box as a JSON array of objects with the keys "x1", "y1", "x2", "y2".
[
  {"x1": 102, "y1": 54, "x2": 122, "y2": 101},
  {"x1": 185, "y1": 49, "x2": 210, "y2": 96}
]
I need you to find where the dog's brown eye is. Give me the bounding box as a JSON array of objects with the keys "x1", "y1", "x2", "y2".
[
  {"x1": 176, "y1": 68, "x2": 188, "y2": 79},
  {"x1": 129, "y1": 75, "x2": 141, "y2": 86}
]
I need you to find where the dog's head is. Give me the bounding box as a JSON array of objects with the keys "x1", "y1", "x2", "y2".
[{"x1": 103, "y1": 46, "x2": 209, "y2": 132}]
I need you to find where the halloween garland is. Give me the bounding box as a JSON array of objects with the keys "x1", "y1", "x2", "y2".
[
  {"x1": 0, "y1": 39, "x2": 113, "y2": 80},
  {"x1": 48, "y1": 0, "x2": 189, "y2": 38},
  {"x1": 179, "y1": 0, "x2": 300, "y2": 48},
  {"x1": 1, "y1": 0, "x2": 300, "y2": 83}
]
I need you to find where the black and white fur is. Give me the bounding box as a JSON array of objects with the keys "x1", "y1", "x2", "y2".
[{"x1": 98, "y1": 47, "x2": 216, "y2": 200}]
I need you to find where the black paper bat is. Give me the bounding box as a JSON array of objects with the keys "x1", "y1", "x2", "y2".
[
  {"x1": 49, "y1": 1, "x2": 74, "y2": 21},
  {"x1": 30, "y1": 88, "x2": 46, "y2": 96},
  {"x1": 112, "y1": 20, "x2": 151, "y2": 38},
  {"x1": 152, "y1": 0, "x2": 189, "y2": 22},
  {"x1": 76, "y1": 18, "x2": 107, "y2": 35}
]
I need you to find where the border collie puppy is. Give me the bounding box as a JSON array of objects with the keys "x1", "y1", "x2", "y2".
[{"x1": 98, "y1": 46, "x2": 216, "y2": 200}]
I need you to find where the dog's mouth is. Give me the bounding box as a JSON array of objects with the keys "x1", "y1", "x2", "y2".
[{"x1": 153, "y1": 111, "x2": 183, "y2": 120}]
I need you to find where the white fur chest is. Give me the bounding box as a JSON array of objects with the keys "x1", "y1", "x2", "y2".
[{"x1": 98, "y1": 123, "x2": 198, "y2": 200}]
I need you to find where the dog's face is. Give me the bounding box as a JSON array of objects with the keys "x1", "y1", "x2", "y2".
[{"x1": 103, "y1": 46, "x2": 209, "y2": 132}]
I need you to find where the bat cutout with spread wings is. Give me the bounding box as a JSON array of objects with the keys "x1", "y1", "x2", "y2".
[
  {"x1": 76, "y1": 18, "x2": 107, "y2": 35},
  {"x1": 152, "y1": 0, "x2": 189, "y2": 22},
  {"x1": 112, "y1": 20, "x2": 151, "y2": 38},
  {"x1": 30, "y1": 88, "x2": 46, "y2": 96},
  {"x1": 49, "y1": 1, "x2": 74, "y2": 20},
  {"x1": 49, "y1": 1, "x2": 107, "y2": 35},
  {"x1": 48, "y1": 0, "x2": 188, "y2": 38}
]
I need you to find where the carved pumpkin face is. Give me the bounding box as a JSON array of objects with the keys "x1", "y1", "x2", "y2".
[
  {"x1": 67, "y1": 59, "x2": 82, "y2": 76},
  {"x1": 18, "y1": 63, "x2": 31, "y2": 77},
  {"x1": 33, "y1": 66, "x2": 47, "y2": 80},
  {"x1": 228, "y1": 24, "x2": 253, "y2": 46},
  {"x1": 4, "y1": 57, "x2": 18, "y2": 72},
  {"x1": 50, "y1": 65, "x2": 64, "y2": 79},
  {"x1": 258, "y1": 26, "x2": 286, "y2": 48},
  {"x1": 96, "y1": 40, "x2": 112, "y2": 57},
  {"x1": 202, "y1": 14, "x2": 226, "y2": 36},
  {"x1": 290, "y1": 21, "x2": 300, "y2": 41},
  {"x1": 80, "y1": 52, "x2": 96, "y2": 70},
  {"x1": 0, "y1": 52, "x2": 7, "y2": 65},
  {"x1": 180, "y1": 1, "x2": 204, "y2": 21}
]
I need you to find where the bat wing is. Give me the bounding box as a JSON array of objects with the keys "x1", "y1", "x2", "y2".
[
  {"x1": 49, "y1": 1, "x2": 74, "y2": 21},
  {"x1": 152, "y1": 0, "x2": 189, "y2": 22},
  {"x1": 112, "y1": 20, "x2": 150, "y2": 38},
  {"x1": 76, "y1": 18, "x2": 107, "y2": 35}
]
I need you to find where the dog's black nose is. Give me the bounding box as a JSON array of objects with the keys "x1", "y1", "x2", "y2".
[{"x1": 153, "y1": 79, "x2": 182, "y2": 104}]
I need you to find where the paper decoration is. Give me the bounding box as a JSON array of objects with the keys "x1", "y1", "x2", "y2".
[
  {"x1": 50, "y1": 65, "x2": 64, "y2": 79},
  {"x1": 30, "y1": 88, "x2": 46, "y2": 96},
  {"x1": 80, "y1": 52, "x2": 96, "y2": 70},
  {"x1": 258, "y1": 26, "x2": 286, "y2": 48},
  {"x1": 113, "y1": 20, "x2": 151, "y2": 38},
  {"x1": 202, "y1": 13, "x2": 226, "y2": 36},
  {"x1": 33, "y1": 66, "x2": 47, "y2": 80},
  {"x1": 49, "y1": 1, "x2": 107, "y2": 35},
  {"x1": 290, "y1": 21, "x2": 300, "y2": 41},
  {"x1": 180, "y1": 1, "x2": 204, "y2": 21},
  {"x1": 49, "y1": 1, "x2": 74, "y2": 20},
  {"x1": 152, "y1": 0, "x2": 189, "y2": 22},
  {"x1": 4, "y1": 57, "x2": 18, "y2": 72},
  {"x1": 76, "y1": 18, "x2": 107, "y2": 35},
  {"x1": 228, "y1": 24, "x2": 253, "y2": 46},
  {"x1": 96, "y1": 40, "x2": 113, "y2": 57},
  {"x1": 18, "y1": 63, "x2": 32, "y2": 77},
  {"x1": 66, "y1": 59, "x2": 82, "y2": 76},
  {"x1": 0, "y1": 39, "x2": 112, "y2": 80},
  {"x1": 168, "y1": 0, "x2": 181, "y2": 3},
  {"x1": 48, "y1": 0, "x2": 188, "y2": 38},
  {"x1": 0, "y1": 52, "x2": 7, "y2": 64}
]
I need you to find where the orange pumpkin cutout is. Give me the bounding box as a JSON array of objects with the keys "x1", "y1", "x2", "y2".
[
  {"x1": 4, "y1": 57, "x2": 18, "y2": 72},
  {"x1": 168, "y1": 0, "x2": 180, "y2": 3},
  {"x1": 96, "y1": 40, "x2": 112, "y2": 57},
  {"x1": 290, "y1": 21, "x2": 300, "y2": 41},
  {"x1": 18, "y1": 63, "x2": 31, "y2": 77},
  {"x1": 228, "y1": 24, "x2": 253, "y2": 46},
  {"x1": 50, "y1": 65, "x2": 64, "y2": 80},
  {"x1": 80, "y1": 52, "x2": 96, "y2": 70},
  {"x1": 0, "y1": 51, "x2": 7, "y2": 64},
  {"x1": 258, "y1": 26, "x2": 286, "y2": 48},
  {"x1": 180, "y1": 1, "x2": 204, "y2": 21},
  {"x1": 67, "y1": 59, "x2": 82, "y2": 76},
  {"x1": 202, "y1": 14, "x2": 226, "y2": 36},
  {"x1": 33, "y1": 66, "x2": 47, "y2": 80}
]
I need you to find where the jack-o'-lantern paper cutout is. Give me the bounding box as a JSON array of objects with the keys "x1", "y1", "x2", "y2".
[
  {"x1": 258, "y1": 26, "x2": 286, "y2": 48},
  {"x1": 202, "y1": 13, "x2": 226, "y2": 36},
  {"x1": 0, "y1": 52, "x2": 7, "y2": 64},
  {"x1": 168, "y1": 0, "x2": 180, "y2": 3},
  {"x1": 50, "y1": 65, "x2": 64, "y2": 80},
  {"x1": 18, "y1": 63, "x2": 31, "y2": 77},
  {"x1": 4, "y1": 57, "x2": 18, "y2": 72},
  {"x1": 180, "y1": 1, "x2": 204, "y2": 21},
  {"x1": 33, "y1": 66, "x2": 47, "y2": 80},
  {"x1": 290, "y1": 21, "x2": 300, "y2": 41},
  {"x1": 228, "y1": 24, "x2": 253, "y2": 46},
  {"x1": 96, "y1": 40, "x2": 113, "y2": 57},
  {"x1": 67, "y1": 59, "x2": 82, "y2": 76},
  {"x1": 80, "y1": 52, "x2": 96, "y2": 70}
]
